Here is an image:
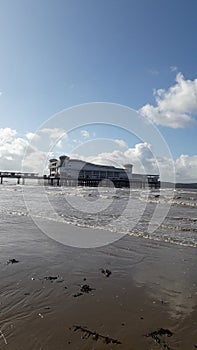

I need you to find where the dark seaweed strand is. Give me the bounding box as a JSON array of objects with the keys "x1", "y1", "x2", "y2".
[
  {"x1": 71, "y1": 325, "x2": 122, "y2": 344},
  {"x1": 146, "y1": 328, "x2": 173, "y2": 350}
]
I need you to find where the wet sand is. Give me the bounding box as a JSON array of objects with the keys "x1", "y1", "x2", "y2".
[{"x1": 0, "y1": 216, "x2": 196, "y2": 349}]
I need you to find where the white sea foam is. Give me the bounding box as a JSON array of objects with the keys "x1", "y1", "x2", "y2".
[{"x1": 0, "y1": 184, "x2": 196, "y2": 248}]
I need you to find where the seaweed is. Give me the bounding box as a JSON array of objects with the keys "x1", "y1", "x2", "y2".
[
  {"x1": 44, "y1": 276, "x2": 58, "y2": 281},
  {"x1": 7, "y1": 258, "x2": 19, "y2": 264},
  {"x1": 80, "y1": 284, "x2": 95, "y2": 293},
  {"x1": 146, "y1": 328, "x2": 173, "y2": 350},
  {"x1": 101, "y1": 268, "x2": 112, "y2": 277},
  {"x1": 73, "y1": 284, "x2": 95, "y2": 297},
  {"x1": 71, "y1": 325, "x2": 121, "y2": 345}
]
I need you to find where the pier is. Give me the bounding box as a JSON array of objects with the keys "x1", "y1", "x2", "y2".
[
  {"x1": 146, "y1": 175, "x2": 160, "y2": 189},
  {"x1": 47, "y1": 175, "x2": 160, "y2": 189},
  {"x1": 0, "y1": 171, "x2": 160, "y2": 189},
  {"x1": 48, "y1": 177, "x2": 131, "y2": 188},
  {"x1": 0, "y1": 171, "x2": 44, "y2": 185}
]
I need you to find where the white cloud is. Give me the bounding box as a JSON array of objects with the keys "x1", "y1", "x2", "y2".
[
  {"x1": 71, "y1": 144, "x2": 197, "y2": 183},
  {"x1": 80, "y1": 130, "x2": 90, "y2": 138},
  {"x1": 140, "y1": 73, "x2": 197, "y2": 128},
  {"x1": 0, "y1": 127, "x2": 53, "y2": 174},
  {"x1": 175, "y1": 154, "x2": 197, "y2": 182},
  {"x1": 0, "y1": 128, "x2": 28, "y2": 158},
  {"x1": 71, "y1": 143, "x2": 158, "y2": 175},
  {"x1": 56, "y1": 140, "x2": 62, "y2": 148},
  {"x1": 170, "y1": 66, "x2": 178, "y2": 72},
  {"x1": 147, "y1": 69, "x2": 159, "y2": 75},
  {"x1": 22, "y1": 150, "x2": 54, "y2": 174},
  {"x1": 0, "y1": 128, "x2": 28, "y2": 171},
  {"x1": 0, "y1": 127, "x2": 17, "y2": 144},
  {"x1": 114, "y1": 139, "x2": 127, "y2": 148},
  {"x1": 4, "y1": 156, "x2": 13, "y2": 161},
  {"x1": 26, "y1": 132, "x2": 40, "y2": 141},
  {"x1": 40, "y1": 128, "x2": 67, "y2": 140},
  {"x1": 1, "y1": 137, "x2": 28, "y2": 156}
]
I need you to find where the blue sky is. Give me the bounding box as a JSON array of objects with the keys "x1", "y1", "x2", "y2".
[{"x1": 0, "y1": 0, "x2": 197, "y2": 182}]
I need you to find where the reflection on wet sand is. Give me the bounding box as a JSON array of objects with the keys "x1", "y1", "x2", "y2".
[
  {"x1": 0, "y1": 218, "x2": 196, "y2": 349},
  {"x1": 126, "y1": 239, "x2": 197, "y2": 320}
]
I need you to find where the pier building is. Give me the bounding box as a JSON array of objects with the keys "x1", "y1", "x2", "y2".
[{"x1": 48, "y1": 155, "x2": 160, "y2": 189}]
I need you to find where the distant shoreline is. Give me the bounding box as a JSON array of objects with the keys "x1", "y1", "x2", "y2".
[{"x1": 161, "y1": 182, "x2": 197, "y2": 189}]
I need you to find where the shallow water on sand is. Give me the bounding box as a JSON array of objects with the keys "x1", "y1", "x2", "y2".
[{"x1": 0, "y1": 183, "x2": 196, "y2": 247}]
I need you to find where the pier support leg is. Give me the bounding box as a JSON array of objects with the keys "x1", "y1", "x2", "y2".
[
  {"x1": 17, "y1": 178, "x2": 20, "y2": 185},
  {"x1": 0, "y1": 177, "x2": 3, "y2": 184}
]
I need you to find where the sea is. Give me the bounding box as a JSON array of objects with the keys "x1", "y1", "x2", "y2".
[
  {"x1": 0, "y1": 180, "x2": 197, "y2": 350},
  {"x1": 0, "y1": 181, "x2": 196, "y2": 249}
]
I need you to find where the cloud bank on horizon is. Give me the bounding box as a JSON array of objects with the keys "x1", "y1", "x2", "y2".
[
  {"x1": 0, "y1": 125, "x2": 196, "y2": 183},
  {"x1": 0, "y1": 72, "x2": 196, "y2": 183}
]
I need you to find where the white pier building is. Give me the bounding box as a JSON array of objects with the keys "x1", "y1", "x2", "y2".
[{"x1": 48, "y1": 155, "x2": 160, "y2": 188}]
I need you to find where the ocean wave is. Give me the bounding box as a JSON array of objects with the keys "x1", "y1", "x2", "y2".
[
  {"x1": 128, "y1": 230, "x2": 197, "y2": 248},
  {"x1": 140, "y1": 196, "x2": 197, "y2": 207},
  {"x1": 168, "y1": 216, "x2": 197, "y2": 222},
  {"x1": 160, "y1": 224, "x2": 197, "y2": 233},
  {"x1": 2, "y1": 207, "x2": 197, "y2": 248},
  {"x1": 1, "y1": 185, "x2": 197, "y2": 249}
]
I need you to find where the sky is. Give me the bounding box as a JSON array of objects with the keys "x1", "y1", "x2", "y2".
[{"x1": 0, "y1": 0, "x2": 197, "y2": 182}]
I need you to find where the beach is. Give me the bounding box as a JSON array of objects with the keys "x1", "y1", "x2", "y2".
[
  {"x1": 0, "y1": 211, "x2": 197, "y2": 350},
  {"x1": 1, "y1": 2, "x2": 197, "y2": 348}
]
